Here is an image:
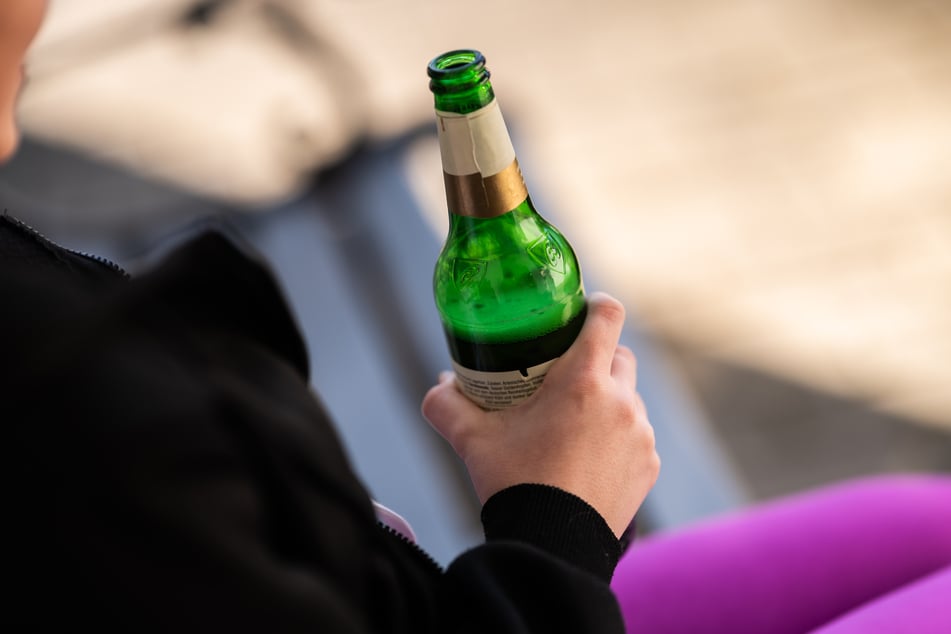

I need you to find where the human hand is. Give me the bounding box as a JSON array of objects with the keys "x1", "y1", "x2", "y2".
[{"x1": 421, "y1": 292, "x2": 660, "y2": 538}]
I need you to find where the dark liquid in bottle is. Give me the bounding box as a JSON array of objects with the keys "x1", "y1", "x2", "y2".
[{"x1": 445, "y1": 305, "x2": 587, "y2": 373}]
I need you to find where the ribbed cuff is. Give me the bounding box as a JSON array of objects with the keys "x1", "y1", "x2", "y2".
[{"x1": 481, "y1": 484, "x2": 621, "y2": 583}]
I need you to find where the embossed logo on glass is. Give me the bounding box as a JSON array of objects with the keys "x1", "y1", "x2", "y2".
[
  {"x1": 452, "y1": 258, "x2": 487, "y2": 290},
  {"x1": 528, "y1": 233, "x2": 565, "y2": 274}
]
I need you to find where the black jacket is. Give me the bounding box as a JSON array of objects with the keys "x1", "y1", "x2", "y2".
[{"x1": 2, "y1": 215, "x2": 624, "y2": 632}]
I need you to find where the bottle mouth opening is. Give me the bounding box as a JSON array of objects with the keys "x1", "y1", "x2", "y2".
[{"x1": 427, "y1": 49, "x2": 485, "y2": 79}]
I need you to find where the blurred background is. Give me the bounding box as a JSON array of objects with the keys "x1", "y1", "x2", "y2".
[{"x1": 3, "y1": 0, "x2": 949, "y2": 564}]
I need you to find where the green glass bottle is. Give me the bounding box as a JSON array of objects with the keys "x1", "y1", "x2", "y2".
[{"x1": 428, "y1": 49, "x2": 586, "y2": 409}]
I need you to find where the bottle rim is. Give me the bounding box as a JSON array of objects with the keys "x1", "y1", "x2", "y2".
[
  {"x1": 428, "y1": 49, "x2": 494, "y2": 98},
  {"x1": 427, "y1": 49, "x2": 485, "y2": 79}
]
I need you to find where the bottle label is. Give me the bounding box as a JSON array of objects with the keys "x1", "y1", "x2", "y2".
[
  {"x1": 436, "y1": 100, "x2": 514, "y2": 177},
  {"x1": 436, "y1": 100, "x2": 528, "y2": 218},
  {"x1": 451, "y1": 357, "x2": 558, "y2": 410}
]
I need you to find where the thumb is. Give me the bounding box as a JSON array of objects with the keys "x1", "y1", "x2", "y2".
[{"x1": 558, "y1": 292, "x2": 626, "y2": 374}]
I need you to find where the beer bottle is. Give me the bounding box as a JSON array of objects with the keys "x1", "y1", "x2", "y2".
[{"x1": 428, "y1": 49, "x2": 586, "y2": 409}]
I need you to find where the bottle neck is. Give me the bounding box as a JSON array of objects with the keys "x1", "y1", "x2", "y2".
[
  {"x1": 435, "y1": 99, "x2": 529, "y2": 219},
  {"x1": 428, "y1": 50, "x2": 529, "y2": 219}
]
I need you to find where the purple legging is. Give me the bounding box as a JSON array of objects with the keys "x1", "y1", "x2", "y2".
[{"x1": 612, "y1": 474, "x2": 951, "y2": 633}]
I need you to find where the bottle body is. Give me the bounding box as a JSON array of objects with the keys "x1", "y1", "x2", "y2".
[
  {"x1": 435, "y1": 200, "x2": 585, "y2": 409},
  {"x1": 429, "y1": 50, "x2": 585, "y2": 409}
]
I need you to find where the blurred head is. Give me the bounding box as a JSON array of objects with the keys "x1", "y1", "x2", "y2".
[{"x1": 0, "y1": 0, "x2": 47, "y2": 162}]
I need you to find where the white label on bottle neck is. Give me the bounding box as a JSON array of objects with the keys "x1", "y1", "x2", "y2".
[
  {"x1": 450, "y1": 357, "x2": 558, "y2": 410},
  {"x1": 436, "y1": 100, "x2": 516, "y2": 178}
]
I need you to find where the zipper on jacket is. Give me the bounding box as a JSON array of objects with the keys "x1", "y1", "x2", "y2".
[
  {"x1": 1, "y1": 212, "x2": 129, "y2": 278},
  {"x1": 377, "y1": 522, "x2": 444, "y2": 576}
]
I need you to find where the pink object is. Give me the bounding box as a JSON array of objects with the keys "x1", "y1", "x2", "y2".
[
  {"x1": 373, "y1": 500, "x2": 418, "y2": 543},
  {"x1": 612, "y1": 475, "x2": 951, "y2": 633}
]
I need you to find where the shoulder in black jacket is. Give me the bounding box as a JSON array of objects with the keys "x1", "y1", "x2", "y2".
[{"x1": 1, "y1": 215, "x2": 625, "y2": 633}]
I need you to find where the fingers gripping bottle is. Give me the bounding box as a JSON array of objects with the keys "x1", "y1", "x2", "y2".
[{"x1": 428, "y1": 49, "x2": 586, "y2": 410}]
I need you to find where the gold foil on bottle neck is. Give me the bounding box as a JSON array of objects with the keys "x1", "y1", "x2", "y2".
[{"x1": 443, "y1": 160, "x2": 529, "y2": 218}]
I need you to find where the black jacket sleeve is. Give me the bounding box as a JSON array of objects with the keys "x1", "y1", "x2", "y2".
[
  {"x1": 439, "y1": 485, "x2": 624, "y2": 632},
  {"x1": 3, "y1": 226, "x2": 626, "y2": 633}
]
